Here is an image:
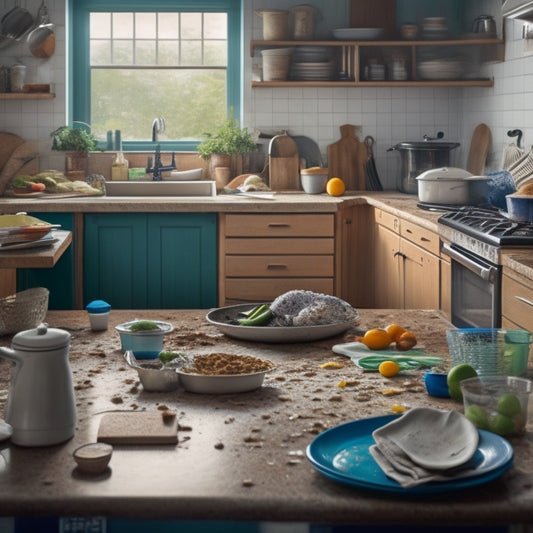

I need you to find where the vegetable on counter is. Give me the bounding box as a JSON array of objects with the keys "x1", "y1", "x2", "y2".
[
  {"x1": 238, "y1": 304, "x2": 273, "y2": 327},
  {"x1": 158, "y1": 351, "x2": 185, "y2": 364},
  {"x1": 129, "y1": 320, "x2": 161, "y2": 332},
  {"x1": 9, "y1": 171, "x2": 103, "y2": 196}
]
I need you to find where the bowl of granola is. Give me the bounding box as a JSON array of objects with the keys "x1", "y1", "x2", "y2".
[{"x1": 176, "y1": 352, "x2": 276, "y2": 394}]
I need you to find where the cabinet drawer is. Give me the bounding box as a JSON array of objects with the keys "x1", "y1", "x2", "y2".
[
  {"x1": 225, "y1": 214, "x2": 334, "y2": 237},
  {"x1": 374, "y1": 209, "x2": 399, "y2": 233},
  {"x1": 400, "y1": 220, "x2": 440, "y2": 256},
  {"x1": 225, "y1": 278, "x2": 334, "y2": 302},
  {"x1": 502, "y1": 273, "x2": 533, "y2": 332},
  {"x1": 225, "y1": 237, "x2": 334, "y2": 255},
  {"x1": 226, "y1": 255, "x2": 334, "y2": 277}
]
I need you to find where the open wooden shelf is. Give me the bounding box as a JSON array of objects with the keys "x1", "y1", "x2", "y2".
[{"x1": 0, "y1": 92, "x2": 55, "y2": 100}]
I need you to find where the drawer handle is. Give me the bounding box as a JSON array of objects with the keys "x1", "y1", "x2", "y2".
[
  {"x1": 267, "y1": 264, "x2": 288, "y2": 270},
  {"x1": 268, "y1": 223, "x2": 290, "y2": 228},
  {"x1": 515, "y1": 295, "x2": 533, "y2": 307},
  {"x1": 421, "y1": 236, "x2": 430, "y2": 242}
]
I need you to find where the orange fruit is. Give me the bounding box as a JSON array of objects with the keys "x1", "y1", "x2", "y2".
[
  {"x1": 385, "y1": 324, "x2": 406, "y2": 342},
  {"x1": 396, "y1": 331, "x2": 417, "y2": 351},
  {"x1": 360, "y1": 328, "x2": 392, "y2": 350},
  {"x1": 378, "y1": 360, "x2": 400, "y2": 378},
  {"x1": 326, "y1": 177, "x2": 346, "y2": 197}
]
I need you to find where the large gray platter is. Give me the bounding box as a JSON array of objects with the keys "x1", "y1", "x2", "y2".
[{"x1": 206, "y1": 303, "x2": 358, "y2": 343}]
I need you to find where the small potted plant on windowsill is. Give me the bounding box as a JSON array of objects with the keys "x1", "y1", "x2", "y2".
[
  {"x1": 51, "y1": 123, "x2": 101, "y2": 180},
  {"x1": 197, "y1": 116, "x2": 258, "y2": 186}
]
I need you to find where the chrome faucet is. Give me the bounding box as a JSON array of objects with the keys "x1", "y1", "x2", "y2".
[
  {"x1": 146, "y1": 144, "x2": 176, "y2": 181},
  {"x1": 152, "y1": 117, "x2": 165, "y2": 143}
]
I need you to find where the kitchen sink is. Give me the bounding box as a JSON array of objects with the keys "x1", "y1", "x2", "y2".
[{"x1": 104, "y1": 180, "x2": 217, "y2": 197}]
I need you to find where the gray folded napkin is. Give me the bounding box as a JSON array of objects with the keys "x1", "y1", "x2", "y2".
[{"x1": 370, "y1": 407, "x2": 479, "y2": 488}]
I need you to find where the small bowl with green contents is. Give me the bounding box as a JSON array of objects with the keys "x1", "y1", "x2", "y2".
[
  {"x1": 115, "y1": 320, "x2": 173, "y2": 359},
  {"x1": 461, "y1": 376, "x2": 532, "y2": 436}
]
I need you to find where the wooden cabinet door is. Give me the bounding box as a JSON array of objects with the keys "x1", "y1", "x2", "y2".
[
  {"x1": 84, "y1": 213, "x2": 217, "y2": 309},
  {"x1": 147, "y1": 213, "x2": 217, "y2": 309},
  {"x1": 84, "y1": 213, "x2": 147, "y2": 309},
  {"x1": 374, "y1": 223, "x2": 401, "y2": 308},
  {"x1": 401, "y1": 238, "x2": 440, "y2": 309}
]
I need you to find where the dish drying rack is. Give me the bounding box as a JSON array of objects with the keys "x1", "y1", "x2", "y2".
[{"x1": 505, "y1": 129, "x2": 533, "y2": 189}]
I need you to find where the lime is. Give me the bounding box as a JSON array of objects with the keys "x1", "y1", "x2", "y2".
[
  {"x1": 446, "y1": 364, "x2": 478, "y2": 402},
  {"x1": 464, "y1": 404, "x2": 490, "y2": 430},
  {"x1": 490, "y1": 413, "x2": 515, "y2": 436},
  {"x1": 497, "y1": 393, "x2": 522, "y2": 418}
]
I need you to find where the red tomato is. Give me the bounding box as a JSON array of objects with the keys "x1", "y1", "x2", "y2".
[{"x1": 30, "y1": 182, "x2": 46, "y2": 192}]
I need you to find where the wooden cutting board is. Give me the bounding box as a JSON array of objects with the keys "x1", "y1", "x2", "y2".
[
  {"x1": 97, "y1": 411, "x2": 178, "y2": 445},
  {"x1": 327, "y1": 125, "x2": 367, "y2": 190},
  {"x1": 268, "y1": 134, "x2": 300, "y2": 191},
  {"x1": 467, "y1": 123, "x2": 491, "y2": 175}
]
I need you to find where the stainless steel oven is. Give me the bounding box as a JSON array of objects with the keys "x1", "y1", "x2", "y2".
[
  {"x1": 438, "y1": 206, "x2": 533, "y2": 330},
  {"x1": 441, "y1": 242, "x2": 501, "y2": 328}
]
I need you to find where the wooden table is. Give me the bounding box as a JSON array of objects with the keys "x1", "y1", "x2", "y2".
[{"x1": 0, "y1": 230, "x2": 72, "y2": 298}]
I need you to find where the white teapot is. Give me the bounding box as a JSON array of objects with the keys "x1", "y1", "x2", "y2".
[{"x1": 0, "y1": 324, "x2": 76, "y2": 446}]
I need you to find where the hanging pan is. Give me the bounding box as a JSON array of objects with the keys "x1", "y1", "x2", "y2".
[
  {"x1": 27, "y1": 0, "x2": 54, "y2": 58},
  {"x1": 0, "y1": 1, "x2": 33, "y2": 48}
]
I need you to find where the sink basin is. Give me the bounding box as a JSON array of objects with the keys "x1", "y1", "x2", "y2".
[
  {"x1": 169, "y1": 168, "x2": 203, "y2": 181},
  {"x1": 105, "y1": 180, "x2": 216, "y2": 197}
]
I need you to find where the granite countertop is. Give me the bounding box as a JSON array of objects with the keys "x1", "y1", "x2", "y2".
[{"x1": 1, "y1": 309, "x2": 533, "y2": 526}]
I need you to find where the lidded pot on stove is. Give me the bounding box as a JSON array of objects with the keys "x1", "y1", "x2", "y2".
[
  {"x1": 388, "y1": 135, "x2": 460, "y2": 194},
  {"x1": 0, "y1": 323, "x2": 76, "y2": 446}
]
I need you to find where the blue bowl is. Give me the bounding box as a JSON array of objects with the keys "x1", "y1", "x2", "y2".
[
  {"x1": 115, "y1": 320, "x2": 174, "y2": 359},
  {"x1": 424, "y1": 372, "x2": 450, "y2": 398}
]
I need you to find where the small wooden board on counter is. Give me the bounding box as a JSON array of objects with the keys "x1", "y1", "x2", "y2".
[{"x1": 97, "y1": 411, "x2": 178, "y2": 445}]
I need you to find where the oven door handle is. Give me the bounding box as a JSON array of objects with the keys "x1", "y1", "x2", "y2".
[{"x1": 441, "y1": 243, "x2": 497, "y2": 282}]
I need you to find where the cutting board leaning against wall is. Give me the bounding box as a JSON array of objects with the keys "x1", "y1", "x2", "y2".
[{"x1": 327, "y1": 124, "x2": 367, "y2": 190}]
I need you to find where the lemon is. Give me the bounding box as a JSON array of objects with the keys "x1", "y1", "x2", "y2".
[
  {"x1": 361, "y1": 328, "x2": 392, "y2": 350},
  {"x1": 446, "y1": 363, "x2": 478, "y2": 402},
  {"x1": 378, "y1": 360, "x2": 400, "y2": 378},
  {"x1": 326, "y1": 177, "x2": 345, "y2": 196},
  {"x1": 464, "y1": 404, "x2": 490, "y2": 430},
  {"x1": 497, "y1": 393, "x2": 522, "y2": 417}
]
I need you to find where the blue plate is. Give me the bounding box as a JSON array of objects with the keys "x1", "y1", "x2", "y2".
[{"x1": 306, "y1": 414, "x2": 513, "y2": 495}]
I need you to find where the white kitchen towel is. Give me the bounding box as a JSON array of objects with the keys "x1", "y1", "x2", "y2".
[
  {"x1": 369, "y1": 441, "x2": 472, "y2": 488},
  {"x1": 370, "y1": 407, "x2": 479, "y2": 488}
]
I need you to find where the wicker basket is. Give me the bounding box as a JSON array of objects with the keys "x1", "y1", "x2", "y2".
[{"x1": 0, "y1": 287, "x2": 49, "y2": 336}]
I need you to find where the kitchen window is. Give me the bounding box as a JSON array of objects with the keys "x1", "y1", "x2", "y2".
[{"x1": 69, "y1": 0, "x2": 242, "y2": 152}]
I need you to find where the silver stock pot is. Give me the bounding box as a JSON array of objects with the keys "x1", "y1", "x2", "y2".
[{"x1": 388, "y1": 140, "x2": 460, "y2": 194}]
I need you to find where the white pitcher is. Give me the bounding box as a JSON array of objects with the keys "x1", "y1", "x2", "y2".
[{"x1": 0, "y1": 324, "x2": 76, "y2": 446}]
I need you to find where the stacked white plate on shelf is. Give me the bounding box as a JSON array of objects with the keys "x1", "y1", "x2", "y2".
[
  {"x1": 293, "y1": 46, "x2": 330, "y2": 63},
  {"x1": 417, "y1": 58, "x2": 464, "y2": 80},
  {"x1": 421, "y1": 17, "x2": 449, "y2": 40},
  {"x1": 291, "y1": 59, "x2": 336, "y2": 80}
]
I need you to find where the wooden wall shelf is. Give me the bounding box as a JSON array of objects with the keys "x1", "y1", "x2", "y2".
[{"x1": 0, "y1": 92, "x2": 55, "y2": 100}]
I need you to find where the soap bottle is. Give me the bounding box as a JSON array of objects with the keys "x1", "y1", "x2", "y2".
[{"x1": 111, "y1": 151, "x2": 129, "y2": 181}]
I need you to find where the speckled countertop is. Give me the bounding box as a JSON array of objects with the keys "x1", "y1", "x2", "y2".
[
  {"x1": 1, "y1": 309, "x2": 533, "y2": 527},
  {"x1": 3, "y1": 189, "x2": 532, "y2": 279}
]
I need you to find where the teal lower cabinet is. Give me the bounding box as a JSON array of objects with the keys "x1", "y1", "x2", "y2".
[
  {"x1": 83, "y1": 213, "x2": 217, "y2": 309},
  {"x1": 16, "y1": 213, "x2": 75, "y2": 310}
]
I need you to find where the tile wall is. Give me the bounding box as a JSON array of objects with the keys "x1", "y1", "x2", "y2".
[{"x1": 0, "y1": 0, "x2": 531, "y2": 190}]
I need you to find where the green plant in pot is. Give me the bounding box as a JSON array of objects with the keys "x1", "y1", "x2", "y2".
[
  {"x1": 197, "y1": 116, "x2": 258, "y2": 184},
  {"x1": 51, "y1": 123, "x2": 100, "y2": 180}
]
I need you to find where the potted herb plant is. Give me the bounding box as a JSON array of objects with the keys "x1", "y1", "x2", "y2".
[
  {"x1": 197, "y1": 116, "x2": 258, "y2": 184},
  {"x1": 51, "y1": 123, "x2": 100, "y2": 180}
]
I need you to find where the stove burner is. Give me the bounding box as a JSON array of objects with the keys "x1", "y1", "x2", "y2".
[{"x1": 439, "y1": 206, "x2": 533, "y2": 245}]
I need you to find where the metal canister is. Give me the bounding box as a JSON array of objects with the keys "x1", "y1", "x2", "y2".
[{"x1": 388, "y1": 141, "x2": 460, "y2": 194}]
